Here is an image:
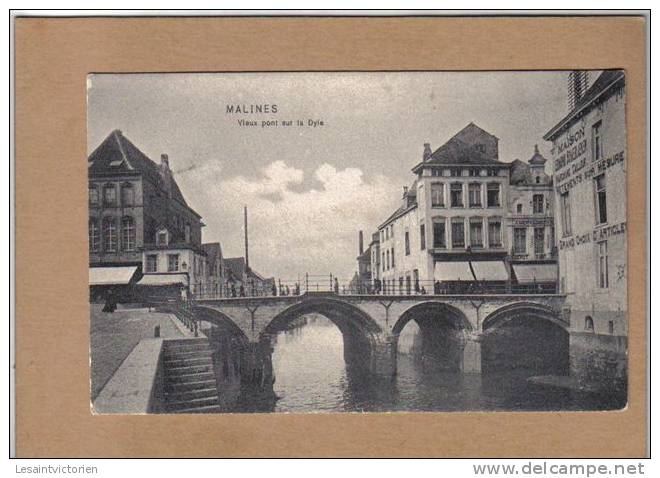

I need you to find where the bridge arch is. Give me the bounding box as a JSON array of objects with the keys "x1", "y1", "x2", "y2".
[
  {"x1": 481, "y1": 302, "x2": 567, "y2": 332},
  {"x1": 262, "y1": 296, "x2": 384, "y2": 373},
  {"x1": 192, "y1": 305, "x2": 250, "y2": 343},
  {"x1": 393, "y1": 301, "x2": 473, "y2": 335},
  {"x1": 480, "y1": 302, "x2": 569, "y2": 376},
  {"x1": 263, "y1": 296, "x2": 382, "y2": 337},
  {"x1": 392, "y1": 301, "x2": 473, "y2": 372}
]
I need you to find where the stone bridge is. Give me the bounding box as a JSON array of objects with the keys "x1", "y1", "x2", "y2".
[{"x1": 182, "y1": 292, "x2": 567, "y2": 386}]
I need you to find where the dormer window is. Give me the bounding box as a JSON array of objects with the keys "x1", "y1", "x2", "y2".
[{"x1": 156, "y1": 228, "x2": 169, "y2": 246}]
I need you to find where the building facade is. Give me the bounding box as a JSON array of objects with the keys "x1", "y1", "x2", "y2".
[
  {"x1": 88, "y1": 130, "x2": 207, "y2": 298},
  {"x1": 507, "y1": 147, "x2": 558, "y2": 290},
  {"x1": 544, "y1": 70, "x2": 627, "y2": 392},
  {"x1": 373, "y1": 123, "x2": 556, "y2": 295}
]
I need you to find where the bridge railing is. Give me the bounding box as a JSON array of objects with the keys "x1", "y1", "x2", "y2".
[{"x1": 192, "y1": 277, "x2": 558, "y2": 300}]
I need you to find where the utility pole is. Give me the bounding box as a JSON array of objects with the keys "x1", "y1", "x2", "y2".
[{"x1": 244, "y1": 205, "x2": 249, "y2": 271}]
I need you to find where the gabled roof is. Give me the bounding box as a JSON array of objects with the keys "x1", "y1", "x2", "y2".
[
  {"x1": 224, "y1": 257, "x2": 246, "y2": 280},
  {"x1": 412, "y1": 123, "x2": 502, "y2": 172},
  {"x1": 528, "y1": 145, "x2": 547, "y2": 165},
  {"x1": 201, "y1": 242, "x2": 222, "y2": 269},
  {"x1": 544, "y1": 70, "x2": 625, "y2": 141},
  {"x1": 88, "y1": 130, "x2": 196, "y2": 215},
  {"x1": 509, "y1": 159, "x2": 532, "y2": 185}
]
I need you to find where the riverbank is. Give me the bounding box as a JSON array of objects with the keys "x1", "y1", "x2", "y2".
[{"x1": 90, "y1": 303, "x2": 185, "y2": 399}]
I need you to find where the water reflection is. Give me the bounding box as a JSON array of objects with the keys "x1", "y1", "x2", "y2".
[{"x1": 211, "y1": 314, "x2": 624, "y2": 413}]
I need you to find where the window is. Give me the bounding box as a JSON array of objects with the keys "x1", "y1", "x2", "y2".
[
  {"x1": 404, "y1": 231, "x2": 410, "y2": 256},
  {"x1": 185, "y1": 224, "x2": 191, "y2": 243},
  {"x1": 89, "y1": 186, "x2": 99, "y2": 205},
  {"x1": 549, "y1": 226, "x2": 555, "y2": 253},
  {"x1": 598, "y1": 241, "x2": 609, "y2": 288},
  {"x1": 487, "y1": 168, "x2": 499, "y2": 177},
  {"x1": 487, "y1": 183, "x2": 500, "y2": 207},
  {"x1": 585, "y1": 316, "x2": 594, "y2": 332},
  {"x1": 391, "y1": 247, "x2": 395, "y2": 268},
  {"x1": 146, "y1": 254, "x2": 158, "y2": 273},
  {"x1": 102, "y1": 217, "x2": 117, "y2": 252},
  {"x1": 168, "y1": 254, "x2": 179, "y2": 272},
  {"x1": 608, "y1": 321, "x2": 614, "y2": 335},
  {"x1": 450, "y1": 168, "x2": 461, "y2": 177},
  {"x1": 516, "y1": 203, "x2": 523, "y2": 214},
  {"x1": 122, "y1": 216, "x2": 136, "y2": 251},
  {"x1": 121, "y1": 183, "x2": 135, "y2": 206},
  {"x1": 560, "y1": 191, "x2": 572, "y2": 236},
  {"x1": 488, "y1": 219, "x2": 502, "y2": 248},
  {"x1": 420, "y1": 223, "x2": 426, "y2": 250},
  {"x1": 450, "y1": 183, "x2": 463, "y2": 207},
  {"x1": 592, "y1": 121, "x2": 602, "y2": 161},
  {"x1": 89, "y1": 218, "x2": 99, "y2": 252},
  {"x1": 382, "y1": 252, "x2": 386, "y2": 271},
  {"x1": 432, "y1": 219, "x2": 446, "y2": 248},
  {"x1": 103, "y1": 184, "x2": 117, "y2": 205},
  {"x1": 594, "y1": 174, "x2": 608, "y2": 224},
  {"x1": 535, "y1": 176, "x2": 541, "y2": 184},
  {"x1": 430, "y1": 182, "x2": 445, "y2": 207},
  {"x1": 533, "y1": 194, "x2": 544, "y2": 214},
  {"x1": 534, "y1": 227, "x2": 545, "y2": 255},
  {"x1": 451, "y1": 218, "x2": 465, "y2": 248},
  {"x1": 469, "y1": 218, "x2": 483, "y2": 248},
  {"x1": 468, "y1": 183, "x2": 482, "y2": 207},
  {"x1": 156, "y1": 230, "x2": 168, "y2": 246},
  {"x1": 514, "y1": 227, "x2": 527, "y2": 255}
]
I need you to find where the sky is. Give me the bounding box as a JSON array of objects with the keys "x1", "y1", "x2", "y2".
[{"x1": 88, "y1": 71, "x2": 570, "y2": 281}]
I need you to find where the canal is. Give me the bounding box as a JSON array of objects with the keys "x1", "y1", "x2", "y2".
[{"x1": 209, "y1": 314, "x2": 625, "y2": 413}]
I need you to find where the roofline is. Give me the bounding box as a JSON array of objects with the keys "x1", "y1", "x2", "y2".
[
  {"x1": 411, "y1": 161, "x2": 508, "y2": 173},
  {"x1": 378, "y1": 203, "x2": 418, "y2": 230},
  {"x1": 543, "y1": 72, "x2": 625, "y2": 141}
]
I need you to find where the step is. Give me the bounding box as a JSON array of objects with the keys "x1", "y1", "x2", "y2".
[
  {"x1": 165, "y1": 387, "x2": 219, "y2": 402},
  {"x1": 164, "y1": 395, "x2": 219, "y2": 411},
  {"x1": 163, "y1": 349, "x2": 213, "y2": 360},
  {"x1": 164, "y1": 338, "x2": 209, "y2": 347},
  {"x1": 165, "y1": 371, "x2": 216, "y2": 384},
  {"x1": 168, "y1": 404, "x2": 222, "y2": 414},
  {"x1": 164, "y1": 342, "x2": 213, "y2": 353},
  {"x1": 165, "y1": 363, "x2": 214, "y2": 376},
  {"x1": 165, "y1": 378, "x2": 217, "y2": 392},
  {"x1": 165, "y1": 356, "x2": 213, "y2": 368}
]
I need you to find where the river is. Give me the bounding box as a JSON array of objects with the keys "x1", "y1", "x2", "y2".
[{"x1": 216, "y1": 315, "x2": 625, "y2": 413}]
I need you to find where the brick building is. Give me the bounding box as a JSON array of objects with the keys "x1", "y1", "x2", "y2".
[{"x1": 88, "y1": 130, "x2": 205, "y2": 298}]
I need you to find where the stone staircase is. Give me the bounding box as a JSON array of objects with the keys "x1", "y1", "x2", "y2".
[{"x1": 162, "y1": 339, "x2": 221, "y2": 413}]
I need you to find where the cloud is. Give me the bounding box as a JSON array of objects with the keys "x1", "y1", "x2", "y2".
[{"x1": 178, "y1": 160, "x2": 400, "y2": 281}]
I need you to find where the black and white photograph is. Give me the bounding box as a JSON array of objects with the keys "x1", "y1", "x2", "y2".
[{"x1": 87, "y1": 70, "x2": 628, "y2": 414}]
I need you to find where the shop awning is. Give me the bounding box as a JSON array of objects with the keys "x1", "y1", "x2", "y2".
[
  {"x1": 89, "y1": 266, "x2": 138, "y2": 286},
  {"x1": 512, "y1": 264, "x2": 558, "y2": 283},
  {"x1": 434, "y1": 261, "x2": 473, "y2": 282},
  {"x1": 137, "y1": 273, "x2": 188, "y2": 287},
  {"x1": 471, "y1": 261, "x2": 509, "y2": 281}
]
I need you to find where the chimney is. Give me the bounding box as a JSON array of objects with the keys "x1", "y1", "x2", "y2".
[
  {"x1": 159, "y1": 154, "x2": 172, "y2": 198},
  {"x1": 244, "y1": 206, "x2": 249, "y2": 270},
  {"x1": 423, "y1": 143, "x2": 432, "y2": 161},
  {"x1": 358, "y1": 230, "x2": 364, "y2": 255}
]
